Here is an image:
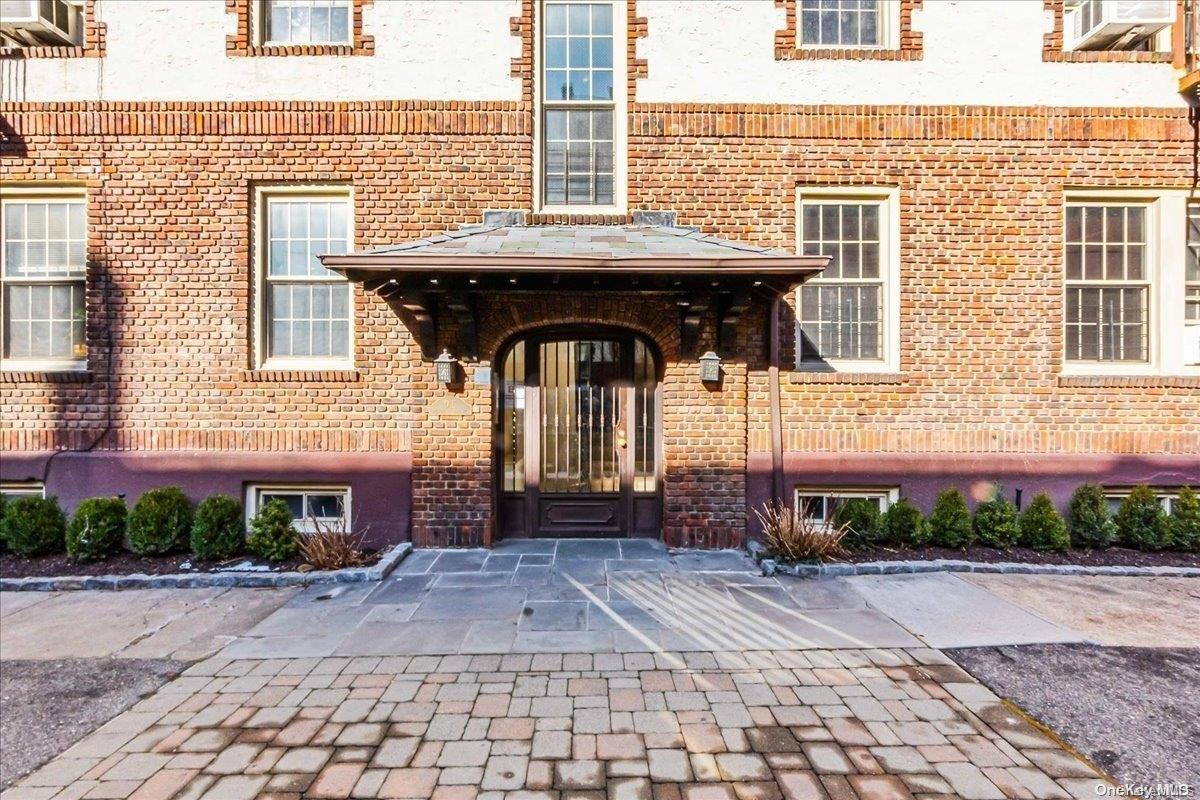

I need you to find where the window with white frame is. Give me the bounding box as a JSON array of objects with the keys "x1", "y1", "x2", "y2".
[
  {"x1": 1187, "y1": 202, "x2": 1199, "y2": 326},
  {"x1": 795, "y1": 487, "x2": 899, "y2": 525},
  {"x1": 1103, "y1": 488, "x2": 1192, "y2": 517},
  {"x1": 249, "y1": 485, "x2": 350, "y2": 533},
  {"x1": 1, "y1": 194, "x2": 86, "y2": 370},
  {"x1": 1064, "y1": 203, "x2": 1149, "y2": 363},
  {"x1": 259, "y1": 191, "x2": 352, "y2": 366},
  {"x1": 799, "y1": 0, "x2": 884, "y2": 47},
  {"x1": 263, "y1": 0, "x2": 351, "y2": 45},
  {"x1": 796, "y1": 190, "x2": 897, "y2": 368},
  {"x1": 0, "y1": 482, "x2": 45, "y2": 504},
  {"x1": 541, "y1": 1, "x2": 617, "y2": 207}
]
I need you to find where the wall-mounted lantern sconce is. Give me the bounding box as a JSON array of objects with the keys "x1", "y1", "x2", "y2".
[
  {"x1": 698, "y1": 350, "x2": 721, "y2": 383},
  {"x1": 435, "y1": 348, "x2": 458, "y2": 385}
]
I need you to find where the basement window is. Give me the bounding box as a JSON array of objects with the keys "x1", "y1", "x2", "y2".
[
  {"x1": 248, "y1": 485, "x2": 350, "y2": 533},
  {"x1": 795, "y1": 486, "x2": 899, "y2": 525},
  {"x1": 0, "y1": 482, "x2": 45, "y2": 504},
  {"x1": 1103, "y1": 487, "x2": 1190, "y2": 516}
]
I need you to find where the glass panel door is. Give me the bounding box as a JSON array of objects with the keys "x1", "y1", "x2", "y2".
[{"x1": 539, "y1": 339, "x2": 622, "y2": 493}]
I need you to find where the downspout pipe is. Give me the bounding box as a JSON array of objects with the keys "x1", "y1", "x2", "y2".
[{"x1": 768, "y1": 295, "x2": 784, "y2": 511}]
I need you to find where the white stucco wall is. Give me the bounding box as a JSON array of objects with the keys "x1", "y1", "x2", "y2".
[{"x1": 0, "y1": 0, "x2": 1186, "y2": 108}]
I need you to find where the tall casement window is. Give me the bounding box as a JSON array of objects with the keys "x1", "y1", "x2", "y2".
[
  {"x1": 1, "y1": 192, "x2": 87, "y2": 371},
  {"x1": 796, "y1": 188, "x2": 899, "y2": 371},
  {"x1": 1062, "y1": 192, "x2": 1198, "y2": 375},
  {"x1": 800, "y1": 0, "x2": 882, "y2": 47},
  {"x1": 263, "y1": 0, "x2": 351, "y2": 44},
  {"x1": 257, "y1": 189, "x2": 353, "y2": 368},
  {"x1": 1188, "y1": 203, "x2": 1200, "y2": 326},
  {"x1": 539, "y1": 1, "x2": 624, "y2": 210},
  {"x1": 1064, "y1": 203, "x2": 1149, "y2": 363}
]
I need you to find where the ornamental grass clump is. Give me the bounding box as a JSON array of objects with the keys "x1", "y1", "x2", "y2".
[
  {"x1": 298, "y1": 516, "x2": 367, "y2": 571},
  {"x1": 880, "y1": 497, "x2": 927, "y2": 546},
  {"x1": 1169, "y1": 487, "x2": 1200, "y2": 552},
  {"x1": 1114, "y1": 485, "x2": 1171, "y2": 551},
  {"x1": 755, "y1": 502, "x2": 847, "y2": 563},
  {"x1": 1, "y1": 495, "x2": 67, "y2": 557},
  {"x1": 66, "y1": 497, "x2": 126, "y2": 562},
  {"x1": 832, "y1": 498, "x2": 882, "y2": 549},
  {"x1": 127, "y1": 487, "x2": 193, "y2": 556},
  {"x1": 1018, "y1": 492, "x2": 1069, "y2": 552},
  {"x1": 190, "y1": 494, "x2": 245, "y2": 560},
  {"x1": 247, "y1": 498, "x2": 300, "y2": 562},
  {"x1": 928, "y1": 488, "x2": 974, "y2": 549},
  {"x1": 972, "y1": 489, "x2": 1020, "y2": 550},
  {"x1": 1066, "y1": 483, "x2": 1117, "y2": 549}
]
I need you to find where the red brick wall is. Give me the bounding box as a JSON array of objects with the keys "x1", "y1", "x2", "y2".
[{"x1": 2, "y1": 101, "x2": 1197, "y2": 546}]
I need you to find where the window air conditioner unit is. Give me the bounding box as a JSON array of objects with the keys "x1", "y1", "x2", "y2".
[
  {"x1": 0, "y1": 0, "x2": 81, "y2": 47},
  {"x1": 1063, "y1": 0, "x2": 1175, "y2": 51}
]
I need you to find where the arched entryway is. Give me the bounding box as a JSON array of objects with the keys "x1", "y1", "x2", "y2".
[{"x1": 494, "y1": 326, "x2": 662, "y2": 539}]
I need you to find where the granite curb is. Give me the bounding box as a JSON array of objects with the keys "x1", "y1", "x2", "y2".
[
  {"x1": 744, "y1": 540, "x2": 1200, "y2": 578},
  {"x1": 0, "y1": 542, "x2": 412, "y2": 591}
]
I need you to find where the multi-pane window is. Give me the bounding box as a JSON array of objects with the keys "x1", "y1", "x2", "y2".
[
  {"x1": 251, "y1": 486, "x2": 349, "y2": 533},
  {"x1": 1, "y1": 197, "x2": 86, "y2": 366},
  {"x1": 542, "y1": 2, "x2": 615, "y2": 206},
  {"x1": 264, "y1": 0, "x2": 351, "y2": 45},
  {"x1": 1187, "y1": 202, "x2": 1200, "y2": 325},
  {"x1": 1064, "y1": 204, "x2": 1149, "y2": 363},
  {"x1": 798, "y1": 201, "x2": 884, "y2": 362},
  {"x1": 800, "y1": 0, "x2": 881, "y2": 47},
  {"x1": 796, "y1": 488, "x2": 896, "y2": 526},
  {"x1": 263, "y1": 195, "x2": 351, "y2": 363}
]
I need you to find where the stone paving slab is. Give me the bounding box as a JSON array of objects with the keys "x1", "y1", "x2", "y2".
[{"x1": 0, "y1": 648, "x2": 1106, "y2": 799}]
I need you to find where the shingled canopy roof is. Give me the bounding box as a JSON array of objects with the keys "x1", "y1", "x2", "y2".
[{"x1": 319, "y1": 221, "x2": 830, "y2": 359}]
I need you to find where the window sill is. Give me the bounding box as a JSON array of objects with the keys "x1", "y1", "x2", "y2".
[
  {"x1": 776, "y1": 46, "x2": 919, "y2": 61},
  {"x1": 789, "y1": 371, "x2": 905, "y2": 385},
  {"x1": 1058, "y1": 374, "x2": 1200, "y2": 389},
  {"x1": 0, "y1": 369, "x2": 92, "y2": 383},
  {"x1": 1043, "y1": 49, "x2": 1172, "y2": 64},
  {"x1": 243, "y1": 368, "x2": 360, "y2": 384},
  {"x1": 246, "y1": 43, "x2": 359, "y2": 56}
]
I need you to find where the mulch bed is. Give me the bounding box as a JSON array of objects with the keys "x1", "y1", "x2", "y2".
[
  {"x1": 837, "y1": 544, "x2": 1200, "y2": 568},
  {"x1": 0, "y1": 549, "x2": 380, "y2": 579}
]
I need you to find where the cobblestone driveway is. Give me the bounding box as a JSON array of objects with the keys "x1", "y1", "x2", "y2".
[{"x1": 4, "y1": 647, "x2": 1103, "y2": 800}]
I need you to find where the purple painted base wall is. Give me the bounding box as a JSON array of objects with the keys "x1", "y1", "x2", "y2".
[
  {"x1": 746, "y1": 451, "x2": 1200, "y2": 538},
  {"x1": 1, "y1": 450, "x2": 412, "y2": 548}
]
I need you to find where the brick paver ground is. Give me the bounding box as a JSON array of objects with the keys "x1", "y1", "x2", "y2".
[{"x1": 2, "y1": 648, "x2": 1105, "y2": 800}]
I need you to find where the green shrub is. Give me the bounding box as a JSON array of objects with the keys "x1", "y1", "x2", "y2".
[
  {"x1": 1169, "y1": 487, "x2": 1200, "y2": 552},
  {"x1": 972, "y1": 491, "x2": 1020, "y2": 550},
  {"x1": 833, "y1": 498, "x2": 882, "y2": 548},
  {"x1": 928, "y1": 488, "x2": 974, "y2": 549},
  {"x1": 247, "y1": 498, "x2": 300, "y2": 562},
  {"x1": 0, "y1": 494, "x2": 6, "y2": 552},
  {"x1": 1066, "y1": 484, "x2": 1117, "y2": 549},
  {"x1": 66, "y1": 497, "x2": 126, "y2": 561},
  {"x1": 881, "y1": 497, "x2": 927, "y2": 546},
  {"x1": 1114, "y1": 485, "x2": 1171, "y2": 551},
  {"x1": 1, "y1": 495, "x2": 67, "y2": 557},
  {"x1": 190, "y1": 494, "x2": 245, "y2": 560},
  {"x1": 127, "y1": 487, "x2": 193, "y2": 556},
  {"x1": 1019, "y1": 492, "x2": 1069, "y2": 551}
]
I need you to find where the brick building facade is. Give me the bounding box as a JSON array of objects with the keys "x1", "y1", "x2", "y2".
[{"x1": 1, "y1": 1, "x2": 1197, "y2": 548}]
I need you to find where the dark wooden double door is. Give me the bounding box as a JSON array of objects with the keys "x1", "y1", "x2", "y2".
[{"x1": 496, "y1": 328, "x2": 661, "y2": 538}]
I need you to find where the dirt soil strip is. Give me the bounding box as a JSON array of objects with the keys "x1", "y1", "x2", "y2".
[
  {"x1": 947, "y1": 644, "x2": 1200, "y2": 786},
  {"x1": 0, "y1": 658, "x2": 186, "y2": 789}
]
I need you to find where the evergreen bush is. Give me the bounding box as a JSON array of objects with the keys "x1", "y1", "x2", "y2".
[
  {"x1": 833, "y1": 498, "x2": 882, "y2": 548},
  {"x1": 881, "y1": 497, "x2": 927, "y2": 546},
  {"x1": 1114, "y1": 485, "x2": 1171, "y2": 551},
  {"x1": 1066, "y1": 483, "x2": 1117, "y2": 549},
  {"x1": 190, "y1": 494, "x2": 245, "y2": 560},
  {"x1": 1, "y1": 495, "x2": 67, "y2": 557},
  {"x1": 1168, "y1": 487, "x2": 1200, "y2": 552},
  {"x1": 66, "y1": 497, "x2": 126, "y2": 561},
  {"x1": 127, "y1": 487, "x2": 193, "y2": 556},
  {"x1": 928, "y1": 488, "x2": 974, "y2": 549},
  {"x1": 1018, "y1": 492, "x2": 1069, "y2": 551},
  {"x1": 246, "y1": 498, "x2": 300, "y2": 562},
  {"x1": 972, "y1": 490, "x2": 1020, "y2": 549}
]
